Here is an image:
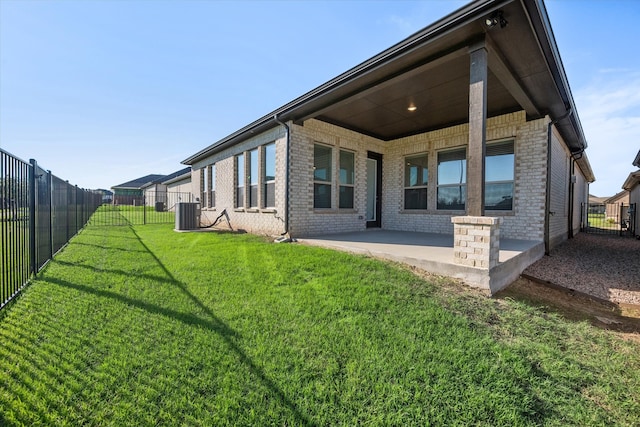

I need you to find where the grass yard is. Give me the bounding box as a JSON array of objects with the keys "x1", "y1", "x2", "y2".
[
  {"x1": 1, "y1": 223, "x2": 639, "y2": 426},
  {"x1": 89, "y1": 204, "x2": 175, "y2": 226}
]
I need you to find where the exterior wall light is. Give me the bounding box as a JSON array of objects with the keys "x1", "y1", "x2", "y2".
[{"x1": 485, "y1": 10, "x2": 508, "y2": 29}]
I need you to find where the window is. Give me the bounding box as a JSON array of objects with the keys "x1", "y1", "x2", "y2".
[
  {"x1": 200, "y1": 166, "x2": 208, "y2": 207},
  {"x1": 404, "y1": 154, "x2": 428, "y2": 209},
  {"x1": 210, "y1": 164, "x2": 216, "y2": 208},
  {"x1": 264, "y1": 143, "x2": 276, "y2": 208},
  {"x1": 314, "y1": 144, "x2": 332, "y2": 208},
  {"x1": 339, "y1": 150, "x2": 355, "y2": 209},
  {"x1": 236, "y1": 154, "x2": 244, "y2": 208},
  {"x1": 249, "y1": 148, "x2": 259, "y2": 208},
  {"x1": 437, "y1": 148, "x2": 466, "y2": 210},
  {"x1": 485, "y1": 141, "x2": 514, "y2": 210},
  {"x1": 201, "y1": 165, "x2": 213, "y2": 208}
]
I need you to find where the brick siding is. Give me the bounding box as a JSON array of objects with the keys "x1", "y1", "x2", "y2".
[{"x1": 189, "y1": 110, "x2": 582, "y2": 244}]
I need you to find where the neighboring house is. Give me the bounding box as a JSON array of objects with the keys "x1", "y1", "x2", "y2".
[
  {"x1": 588, "y1": 194, "x2": 608, "y2": 205},
  {"x1": 160, "y1": 167, "x2": 193, "y2": 211},
  {"x1": 162, "y1": 167, "x2": 192, "y2": 194},
  {"x1": 605, "y1": 190, "x2": 629, "y2": 206},
  {"x1": 182, "y1": 0, "x2": 595, "y2": 255},
  {"x1": 112, "y1": 169, "x2": 193, "y2": 209},
  {"x1": 95, "y1": 188, "x2": 114, "y2": 204},
  {"x1": 603, "y1": 190, "x2": 630, "y2": 221},
  {"x1": 141, "y1": 181, "x2": 168, "y2": 208},
  {"x1": 622, "y1": 149, "x2": 640, "y2": 238},
  {"x1": 111, "y1": 174, "x2": 166, "y2": 205}
]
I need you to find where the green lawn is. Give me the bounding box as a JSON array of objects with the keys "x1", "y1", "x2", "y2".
[
  {"x1": 89, "y1": 204, "x2": 175, "y2": 226},
  {"x1": 1, "y1": 223, "x2": 638, "y2": 426}
]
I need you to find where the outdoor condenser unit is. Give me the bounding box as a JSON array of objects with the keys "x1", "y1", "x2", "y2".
[{"x1": 175, "y1": 202, "x2": 200, "y2": 231}]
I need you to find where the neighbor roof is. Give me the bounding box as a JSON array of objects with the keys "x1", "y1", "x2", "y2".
[
  {"x1": 633, "y1": 150, "x2": 640, "y2": 168},
  {"x1": 589, "y1": 194, "x2": 608, "y2": 204},
  {"x1": 161, "y1": 167, "x2": 191, "y2": 185},
  {"x1": 604, "y1": 190, "x2": 629, "y2": 204},
  {"x1": 112, "y1": 174, "x2": 166, "y2": 190},
  {"x1": 623, "y1": 171, "x2": 640, "y2": 191},
  {"x1": 183, "y1": 0, "x2": 589, "y2": 166}
]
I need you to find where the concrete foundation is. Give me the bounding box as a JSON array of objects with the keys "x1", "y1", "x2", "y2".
[{"x1": 299, "y1": 230, "x2": 544, "y2": 294}]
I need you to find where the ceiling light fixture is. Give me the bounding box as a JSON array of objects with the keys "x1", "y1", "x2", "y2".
[
  {"x1": 485, "y1": 10, "x2": 508, "y2": 29},
  {"x1": 407, "y1": 104, "x2": 417, "y2": 112}
]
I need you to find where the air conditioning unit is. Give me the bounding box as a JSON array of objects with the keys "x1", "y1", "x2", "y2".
[{"x1": 175, "y1": 202, "x2": 200, "y2": 231}]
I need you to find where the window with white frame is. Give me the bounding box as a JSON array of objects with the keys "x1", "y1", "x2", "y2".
[
  {"x1": 236, "y1": 154, "x2": 244, "y2": 208},
  {"x1": 437, "y1": 148, "x2": 466, "y2": 210},
  {"x1": 264, "y1": 143, "x2": 276, "y2": 208},
  {"x1": 485, "y1": 140, "x2": 514, "y2": 210},
  {"x1": 249, "y1": 148, "x2": 259, "y2": 208},
  {"x1": 339, "y1": 150, "x2": 355, "y2": 209},
  {"x1": 313, "y1": 144, "x2": 332, "y2": 208},
  {"x1": 404, "y1": 153, "x2": 428, "y2": 209}
]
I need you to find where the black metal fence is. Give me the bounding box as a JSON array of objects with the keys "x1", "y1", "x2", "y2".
[
  {"x1": 89, "y1": 191, "x2": 193, "y2": 226},
  {"x1": 1, "y1": 149, "x2": 102, "y2": 310},
  {"x1": 581, "y1": 202, "x2": 637, "y2": 236}
]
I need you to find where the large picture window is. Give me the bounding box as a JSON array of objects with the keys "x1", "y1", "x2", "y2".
[
  {"x1": 314, "y1": 144, "x2": 332, "y2": 208},
  {"x1": 485, "y1": 141, "x2": 514, "y2": 210},
  {"x1": 235, "y1": 154, "x2": 244, "y2": 208},
  {"x1": 264, "y1": 143, "x2": 276, "y2": 208},
  {"x1": 339, "y1": 150, "x2": 355, "y2": 209},
  {"x1": 437, "y1": 148, "x2": 466, "y2": 210},
  {"x1": 404, "y1": 154, "x2": 428, "y2": 209},
  {"x1": 249, "y1": 148, "x2": 259, "y2": 208}
]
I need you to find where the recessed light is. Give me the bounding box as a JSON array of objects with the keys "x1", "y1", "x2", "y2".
[{"x1": 407, "y1": 105, "x2": 417, "y2": 112}]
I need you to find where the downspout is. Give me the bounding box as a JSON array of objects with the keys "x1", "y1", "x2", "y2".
[
  {"x1": 567, "y1": 156, "x2": 575, "y2": 239},
  {"x1": 273, "y1": 114, "x2": 291, "y2": 239},
  {"x1": 545, "y1": 108, "x2": 572, "y2": 255}
]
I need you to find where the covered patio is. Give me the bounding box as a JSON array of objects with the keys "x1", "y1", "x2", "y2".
[{"x1": 299, "y1": 230, "x2": 543, "y2": 294}]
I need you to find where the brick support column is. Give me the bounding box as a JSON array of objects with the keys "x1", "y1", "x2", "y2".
[{"x1": 451, "y1": 216, "x2": 501, "y2": 269}]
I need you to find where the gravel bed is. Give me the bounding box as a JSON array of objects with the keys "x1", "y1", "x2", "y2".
[{"x1": 523, "y1": 233, "x2": 640, "y2": 306}]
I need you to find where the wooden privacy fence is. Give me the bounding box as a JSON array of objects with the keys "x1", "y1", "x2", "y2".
[{"x1": 0, "y1": 148, "x2": 102, "y2": 310}]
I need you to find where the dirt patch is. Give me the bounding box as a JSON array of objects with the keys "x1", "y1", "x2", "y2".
[
  {"x1": 523, "y1": 233, "x2": 640, "y2": 305},
  {"x1": 496, "y1": 277, "x2": 640, "y2": 342}
]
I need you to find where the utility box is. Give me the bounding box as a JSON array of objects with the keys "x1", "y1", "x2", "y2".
[{"x1": 175, "y1": 202, "x2": 200, "y2": 231}]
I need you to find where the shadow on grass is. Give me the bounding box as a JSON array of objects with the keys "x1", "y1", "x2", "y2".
[
  {"x1": 48, "y1": 277, "x2": 237, "y2": 338},
  {"x1": 71, "y1": 241, "x2": 149, "y2": 253},
  {"x1": 45, "y1": 225, "x2": 314, "y2": 426},
  {"x1": 54, "y1": 259, "x2": 177, "y2": 286}
]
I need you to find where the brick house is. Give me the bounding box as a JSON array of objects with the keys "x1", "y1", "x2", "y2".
[
  {"x1": 183, "y1": 0, "x2": 594, "y2": 256},
  {"x1": 111, "y1": 174, "x2": 166, "y2": 205}
]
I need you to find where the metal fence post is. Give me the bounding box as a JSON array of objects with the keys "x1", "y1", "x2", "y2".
[
  {"x1": 48, "y1": 170, "x2": 53, "y2": 260},
  {"x1": 28, "y1": 159, "x2": 37, "y2": 276},
  {"x1": 143, "y1": 194, "x2": 147, "y2": 225},
  {"x1": 75, "y1": 185, "x2": 79, "y2": 234},
  {"x1": 66, "y1": 181, "x2": 70, "y2": 241}
]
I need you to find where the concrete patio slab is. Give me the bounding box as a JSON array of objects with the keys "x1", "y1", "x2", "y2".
[{"x1": 298, "y1": 230, "x2": 544, "y2": 294}]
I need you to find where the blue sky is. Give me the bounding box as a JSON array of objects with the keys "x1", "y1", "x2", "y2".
[{"x1": 1, "y1": 0, "x2": 638, "y2": 197}]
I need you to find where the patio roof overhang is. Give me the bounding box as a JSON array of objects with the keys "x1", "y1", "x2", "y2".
[{"x1": 183, "y1": 0, "x2": 588, "y2": 165}]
